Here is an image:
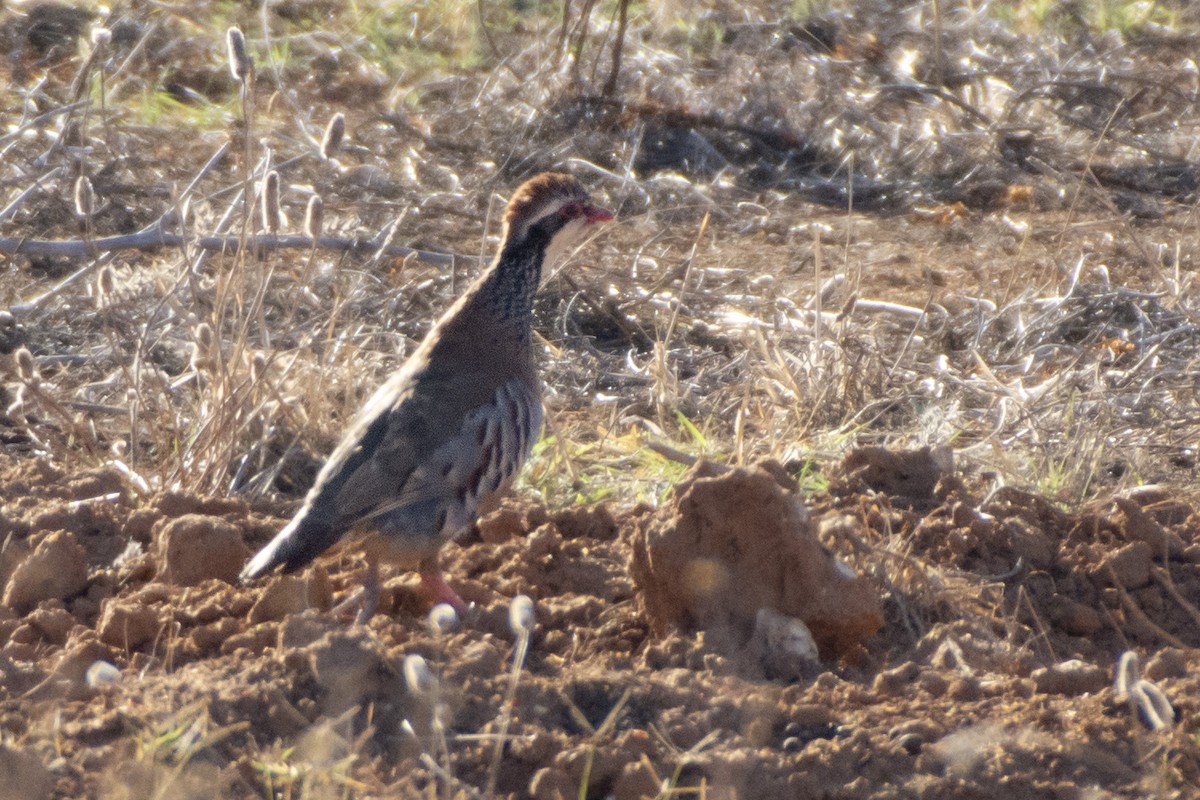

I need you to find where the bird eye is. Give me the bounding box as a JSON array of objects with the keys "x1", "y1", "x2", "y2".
[{"x1": 559, "y1": 202, "x2": 584, "y2": 219}]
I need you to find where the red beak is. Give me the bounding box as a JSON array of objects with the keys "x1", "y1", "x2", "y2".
[{"x1": 584, "y1": 204, "x2": 614, "y2": 224}]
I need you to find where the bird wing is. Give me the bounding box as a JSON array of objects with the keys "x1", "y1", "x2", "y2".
[
  {"x1": 243, "y1": 293, "x2": 540, "y2": 580},
  {"x1": 321, "y1": 331, "x2": 542, "y2": 532},
  {"x1": 317, "y1": 358, "x2": 506, "y2": 529}
]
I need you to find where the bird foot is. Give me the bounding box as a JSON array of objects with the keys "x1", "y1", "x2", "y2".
[
  {"x1": 419, "y1": 571, "x2": 468, "y2": 616},
  {"x1": 331, "y1": 583, "x2": 380, "y2": 625},
  {"x1": 332, "y1": 559, "x2": 381, "y2": 624}
]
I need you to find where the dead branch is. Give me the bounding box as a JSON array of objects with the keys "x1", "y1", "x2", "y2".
[{"x1": 0, "y1": 230, "x2": 467, "y2": 266}]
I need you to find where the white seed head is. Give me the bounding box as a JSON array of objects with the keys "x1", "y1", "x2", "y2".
[
  {"x1": 85, "y1": 660, "x2": 121, "y2": 688},
  {"x1": 96, "y1": 264, "x2": 116, "y2": 307},
  {"x1": 427, "y1": 603, "x2": 458, "y2": 637},
  {"x1": 508, "y1": 594, "x2": 535, "y2": 636},
  {"x1": 1133, "y1": 680, "x2": 1175, "y2": 731},
  {"x1": 261, "y1": 171, "x2": 281, "y2": 234},
  {"x1": 321, "y1": 113, "x2": 345, "y2": 160},
  {"x1": 403, "y1": 654, "x2": 436, "y2": 696},
  {"x1": 74, "y1": 175, "x2": 95, "y2": 219},
  {"x1": 195, "y1": 322, "x2": 215, "y2": 349},
  {"x1": 304, "y1": 194, "x2": 324, "y2": 240},
  {"x1": 226, "y1": 27, "x2": 253, "y2": 82},
  {"x1": 14, "y1": 347, "x2": 37, "y2": 383},
  {"x1": 7, "y1": 384, "x2": 28, "y2": 417},
  {"x1": 251, "y1": 352, "x2": 267, "y2": 383},
  {"x1": 191, "y1": 323, "x2": 217, "y2": 373},
  {"x1": 90, "y1": 26, "x2": 112, "y2": 48},
  {"x1": 1114, "y1": 650, "x2": 1139, "y2": 699}
]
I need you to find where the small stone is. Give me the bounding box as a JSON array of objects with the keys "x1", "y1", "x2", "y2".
[
  {"x1": 895, "y1": 733, "x2": 924, "y2": 755},
  {"x1": 1032, "y1": 659, "x2": 1107, "y2": 695},
  {"x1": 189, "y1": 617, "x2": 240, "y2": 652},
  {"x1": 918, "y1": 671, "x2": 949, "y2": 697},
  {"x1": 1007, "y1": 522, "x2": 1054, "y2": 569},
  {"x1": 751, "y1": 607, "x2": 820, "y2": 681},
  {"x1": 220, "y1": 623, "x2": 278, "y2": 656},
  {"x1": 781, "y1": 736, "x2": 803, "y2": 752},
  {"x1": 888, "y1": 719, "x2": 944, "y2": 745},
  {"x1": 788, "y1": 703, "x2": 833, "y2": 727},
  {"x1": 1114, "y1": 498, "x2": 1167, "y2": 558},
  {"x1": 477, "y1": 505, "x2": 526, "y2": 543},
  {"x1": 3, "y1": 531, "x2": 89, "y2": 611},
  {"x1": 51, "y1": 630, "x2": 117, "y2": 685}
]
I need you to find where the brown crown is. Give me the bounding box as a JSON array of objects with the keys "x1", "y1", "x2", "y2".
[{"x1": 504, "y1": 172, "x2": 588, "y2": 227}]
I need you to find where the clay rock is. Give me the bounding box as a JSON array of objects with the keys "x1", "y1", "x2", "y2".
[
  {"x1": 1032, "y1": 659, "x2": 1107, "y2": 696},
  {"x1": 51, "y1": 629, "x2": 118, "y2": 685},
  {"x1": 154, "y1": 514, "x2": 250, "y2": 586},
  {"x1": 2, "y1": 530, "x2": 89, "y2": 611},
  {"x1": 1113, "y1": 498, "x2": 1168, "y2": 558},
  {"x1": 1094, "y1": 541, "x2": 1153, "y2": 589},
  {"x1": 96, "y1": 598, "x2": 163, "y2": 649},
  {"x1": 249, "y1": 570, "x2": 333, "y2": 623},
  {"x1": 835, "y1": 445, "x2": 953, "y2": 500},
  {"x1": 631, "y1": 460, "x2": 882, "y2": 660},
  {"x1": 1049, "y1": 595, "x2": 1102, "y2": 636}
]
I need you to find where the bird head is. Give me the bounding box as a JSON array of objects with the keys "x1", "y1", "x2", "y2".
[{"x1": 502, "y1": 173, "x2": 613, "y2": 267}]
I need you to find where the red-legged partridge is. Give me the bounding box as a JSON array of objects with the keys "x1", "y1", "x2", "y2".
[{"x1": 241, "y1": 173, "x2": 613, "y2": 618}]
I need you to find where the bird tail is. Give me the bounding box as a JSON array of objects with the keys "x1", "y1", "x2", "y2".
[{"x1": 240, "y1": 508, "x2": 341, "y2": 582}]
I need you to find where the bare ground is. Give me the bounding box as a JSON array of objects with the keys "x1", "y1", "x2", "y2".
[
  {"x1": 4, "y1": 1, "x2": 1200, "y2": 798},
  {"x1": 1, "y1": 449, "x2": 1199, "y2": 798}
]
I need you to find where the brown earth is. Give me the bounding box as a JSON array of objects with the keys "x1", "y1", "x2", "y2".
[
  {"x1": 1, "y1": 448, "x2": 1198, "y2": 799},
  {"x1": 5, "y1": 1, "x2": 1200, "y2": 797}
]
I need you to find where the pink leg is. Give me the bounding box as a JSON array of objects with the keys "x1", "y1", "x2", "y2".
[{"x1": 419, "y1": 571, "x2": 467, "y2": 615}]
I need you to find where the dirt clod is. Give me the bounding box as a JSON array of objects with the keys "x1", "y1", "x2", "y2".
[
  {"x1": 249, "y1": 572, "x2": 333, "y2": 623},
  {"x1": 2, "y1": 530, "x2": 89, "y2": 611},
  {"x1": 1049, "y1": 595, "x2": 1103, "y2": 636},
  {"x1": 1032, "y1": 659, "x2": 1109, "y2": 695},
  {"x1": 834, "y1": 445, "x2": 953, "y2": 501},
  {"x1": 0, "y1": 744, "x2": 53, "y2": 800},
  {"x1": 1096, "y1": 540, "x2": 1153, "y2": 588},
  {"x1": 631, "y1": 460, "x2": 882, "y2": 660},
  {"x1": 154, "y1": 514, "x2": 250, "y2": 586},
  {"x1": 301, "y1": 628, "x2": 386, "y2": 714},
  {"x1": 95, "y1": 598, "x2": 162, "y2": 649}
]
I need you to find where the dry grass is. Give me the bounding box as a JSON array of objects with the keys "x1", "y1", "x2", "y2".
[
  {"x1": 5, "y1": 0, "x2": 1200, "y2": 518},
  {"x1": 3, "y1": 0, "x2": 1200, "y2": 594}
]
